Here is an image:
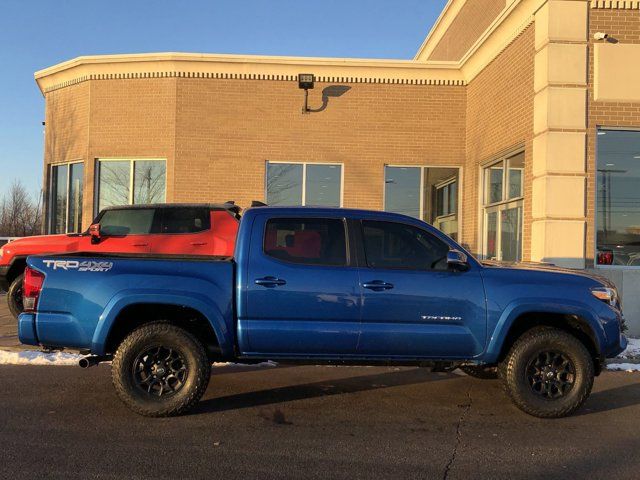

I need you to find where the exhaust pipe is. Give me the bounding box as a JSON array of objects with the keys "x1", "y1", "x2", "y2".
[{"x1": 78, "y1": 355, "x2": 110, "y2": 368}]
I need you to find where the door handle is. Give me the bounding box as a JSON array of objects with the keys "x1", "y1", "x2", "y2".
[
  {"x1": 132, "y1": 243, "x2": 148, "y2": 247},
  {"x1": 190, "y1": 242, "x2": 207, "y2": 246},
  {"x1": 362, "y1": 280, "x2": 394, "y2": 291},
  {"x1": 255, "y1": 276, "x2": 287, "y2": 288}
]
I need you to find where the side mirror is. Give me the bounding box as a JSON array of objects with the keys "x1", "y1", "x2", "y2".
[
  {"x1": 89, "y1": 223, "x2": 101, "y2": 244},
  {"x1": 447, "y1": 249, "x2": 468, "y2": 271}
]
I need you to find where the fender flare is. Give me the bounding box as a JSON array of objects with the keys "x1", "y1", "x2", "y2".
[
  {"x1": 91, "y1": 289, "x2": 232, "y2": 356},
  {"x1": 483, "y1": 299, "x2": 605, "y2": 364}
]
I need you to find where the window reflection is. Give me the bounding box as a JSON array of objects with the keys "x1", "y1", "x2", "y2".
[
  {"x1": 265, "y1": 162, "x2": 342, "y2": 207},
  {"x1": 97, "y1": 159, "x2": 166, "y2": 211},
  {"x1": 596, "y1": 129, "x2": 640, "y2": 266},
  {"x1": 384, "y1": 167, "x2": 421, "y2": 219},
  {"x1": 384, "y1": 166, "x2": 460, "y2": 240}
]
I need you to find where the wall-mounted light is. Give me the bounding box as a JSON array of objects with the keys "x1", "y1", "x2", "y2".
[
  {"x1": 298, "y1": 73, "x2": 315, "y2": 114},
  {"x1": 594, "y1": 32, "x2": 609, "y2": 41}
]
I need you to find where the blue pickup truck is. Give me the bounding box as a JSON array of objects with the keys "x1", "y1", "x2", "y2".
[{"x1": 18, "y1": 206, "x2": 627, "y2": 418}]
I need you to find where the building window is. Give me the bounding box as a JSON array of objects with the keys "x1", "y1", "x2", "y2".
[
  {"x1": 482, "y1": 151, "x2": 524, "y2": 262},
  {"x1": 265, "y1": 162, "x2": 342, "y2": 207},
  {"x1": 49, "y1": 162, "x2": 84, "y2": 234},
  {"x1": 96, "y1": 159, "x2": 166, "y2": 212},
  {"x1": 596, "y1": 129, "x2": 640, "y2": 267},
  {"x1": 384, "y1": 166, "x2": 460, "y2": 240}
]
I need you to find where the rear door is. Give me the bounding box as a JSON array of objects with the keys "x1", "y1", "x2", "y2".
[
  {"x1": 150, "y1": 207, "x2": 213, "y2": 255},
  {"x1": 241, "y1": 214, "x2": 361, "y2": 356},
  {"x1": 356, "y1": 220, "x2": 486, "y2": 359}
]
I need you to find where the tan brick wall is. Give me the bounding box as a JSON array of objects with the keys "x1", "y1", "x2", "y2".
[
  {"x1": 428, "y1": 0, "x2": 506, "y2": 61},
  {"x1": 174, "y1": 79, "x2": 466, "y2": 209},
  {"x1": 587, "y1": 8, "x2": 640, "y2": 263},
  {"x1": 464, "y1": 24, "x2": 535, "y2": 257},
  {"x1": 43, "y1": 77, "x2": 466, "y2": 230},
  {"x1": 43, "y1": 81, "x2": 90, "y2": 229}
]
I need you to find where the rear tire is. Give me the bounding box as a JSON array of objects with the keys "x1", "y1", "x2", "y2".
[
  {"x1": 459, "y1": 365, "x2": 499, "y2": 379},
  {"x1": 7, "y1": 274, "x2": 24, "y2": 319},
  {"x1": 501, "y1": 327, "x2": 594, "y2": 418},
  {"x1": 112, "y1": 322, "x2": 211, "y2": 417}
]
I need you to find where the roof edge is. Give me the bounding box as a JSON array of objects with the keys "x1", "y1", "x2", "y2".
[{"x1": 34, "y1": 52, "x2": 464, "y2": 94}]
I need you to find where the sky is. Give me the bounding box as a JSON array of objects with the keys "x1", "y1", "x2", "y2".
[{"x1": 0, "y1": 0, "x2": 447, "y2": 198}]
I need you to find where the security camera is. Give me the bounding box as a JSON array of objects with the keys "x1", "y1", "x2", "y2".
[{"x1": 594, "y1": 32, "x2": 609, "y2": 41}]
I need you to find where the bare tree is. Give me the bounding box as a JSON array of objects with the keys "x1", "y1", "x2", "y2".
[{"x1": 0, "y1": 180, "x2": 43, "y2": 237}]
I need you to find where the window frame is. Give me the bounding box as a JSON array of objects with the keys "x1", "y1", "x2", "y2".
[
  {"x1": 594, "y1": 126, "x2": 640, "y2": 270},
  {"x1": 261, "y1": 216, "x2": 352, "y2": 268},
  {"x1": 94, "y1": 158, "x2": 167, "y2": 215},
  {"x1": 382, "y1": 164, "x2": 463, "y2": 239},
  {"x1": 48, "y1": 160, "x2": 85, "y2": 234},
  {"x1": 480, "y1": 149, "x2": 525, "y2": 262},
  {"x1": 264, "y1": 161, "x2": 344, "y2": 207},
  {"x1": 359, "y1": 219, "x2": 451, "y2": 272}
]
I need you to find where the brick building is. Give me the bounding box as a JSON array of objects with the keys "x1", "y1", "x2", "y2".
[{"x1": 35, "y1": 0, "x2": 640, "y2": 332}]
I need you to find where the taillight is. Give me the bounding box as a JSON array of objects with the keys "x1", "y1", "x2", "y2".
[{"x1": 23, "y1": 267, "x2": 45, "y2": 312}]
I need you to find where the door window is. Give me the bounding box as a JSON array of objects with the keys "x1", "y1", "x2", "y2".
[
  {"x1": 263, "y1": 218, "x2": 347, "y2": 266},
  {"x1": 99, "y1": 208, "x2": 158, "y2": 236},
  {"x1": 361, "y1": 220, "x2": 449, "y2": 271},
  {"x1": 160, "y1": 208, "x2": 211, "y2": 234}
]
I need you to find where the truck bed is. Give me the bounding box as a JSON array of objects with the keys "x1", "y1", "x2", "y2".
[{"x1": 21, "y1": 254, "x2": 235, "y2": 355}]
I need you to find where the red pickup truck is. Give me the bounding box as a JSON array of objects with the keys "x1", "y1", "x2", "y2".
[{"x1": 0, "y1": 203, "x2": 240, "y2": 318}]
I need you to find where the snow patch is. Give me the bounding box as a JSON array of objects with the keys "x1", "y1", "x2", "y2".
[
  {"x1": 0, "y1": 350, "x2": 278, "y2": 368},
  {"x1": 607, "y1": 363, "x2": 640, "y2": 372},
  {"x1": 0, "y1": 350, "x2": 82, "y2": 366},
  {"x1": 620, "y1": 337, "x2": 640, "y2": 359},
  {"x1": 212, "y1": 360, "x2": 278, "y2": 368}
]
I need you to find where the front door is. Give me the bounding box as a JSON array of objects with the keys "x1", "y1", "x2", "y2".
[
  {"x1": 242, "y1": 216, "x2": 360, "y2": 356},
  {"x1": 89, "y1": 207, "x2": 157, "y2": 254},
  {"x1": 357, "y1": 220, "x2": 486, "y2": 359}
]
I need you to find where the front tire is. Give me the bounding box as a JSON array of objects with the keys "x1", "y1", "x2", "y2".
[
  {"x1": 7, "y1": 274, "x2": 24, "y2": 319},
  {"x1": 501, "y1": 327, "x2": 594, "y2": 418},
  {"x1": 112, "y1": 322, "x2": 211, "y2": 417}
]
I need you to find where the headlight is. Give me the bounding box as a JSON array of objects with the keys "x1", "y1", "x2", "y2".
[{"x1": 591, "y1": 286, "x2": 619, "y2": 307}]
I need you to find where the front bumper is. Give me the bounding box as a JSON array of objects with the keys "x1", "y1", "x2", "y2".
[{"x1": 0, "y1": 265, "x2": 9, "y2": 291}]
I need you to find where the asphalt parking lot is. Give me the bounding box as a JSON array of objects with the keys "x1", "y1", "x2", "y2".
[
  {"x1": 1, "y1": 297, "x2": 639, "y2": 479},
  {"x1": 0, "y1": 363, "x2": 639, "y2": 480}
]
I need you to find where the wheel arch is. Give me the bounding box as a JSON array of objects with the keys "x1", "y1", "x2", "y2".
[
  {"x1": 92, "y1": 294, "x2": 233, "y2": 360},
  {"x1": 5, "y1": 256, "x2": 27, "y2": 285},
  {"x1": 486, "y1": 302, "x2": 605, "y2": 374}
]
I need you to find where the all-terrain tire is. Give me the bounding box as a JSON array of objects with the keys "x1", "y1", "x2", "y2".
[
  {"x1": 501, "y1": 327, "x2": 594, "y2": 418},
  {"x1": 111, "y1": 322, "x2": 211, "y2": 417},
  {"x1": 7, "y1": 274, "x2": 24, "y2": 319},
  {"x1": 459, "y1": 365, "x2": 499, "y2": 380}
]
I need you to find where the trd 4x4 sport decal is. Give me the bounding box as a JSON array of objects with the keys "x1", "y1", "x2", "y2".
[{"x1": 42, "y1": 260, "x2": 114, "y2": 272}]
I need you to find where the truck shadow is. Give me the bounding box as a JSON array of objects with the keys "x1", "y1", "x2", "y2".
[
  {"x1": 576, "y1": 380, "x2": 640, "y2": 416},
  {"x1": 193, "y1": 368, "x2": 456, "y2": 415}
]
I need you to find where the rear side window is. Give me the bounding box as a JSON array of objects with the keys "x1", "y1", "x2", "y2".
[
  {"x1": 161, "y1": 208, "x2": 211, "y2": 234},
  {"x1": 362, "y1": 220, "x2": 449, "y2": 271},
  {"x1": 100, "y1": 209, "x2": 157, "y2": 235},
  {"x1": 264, "y1": 218, "x2": 347, "y2": 266}
]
